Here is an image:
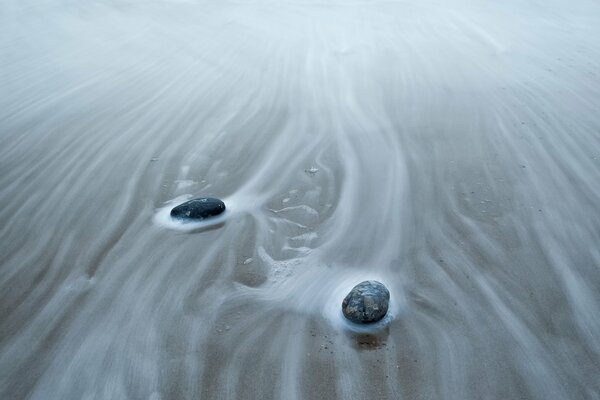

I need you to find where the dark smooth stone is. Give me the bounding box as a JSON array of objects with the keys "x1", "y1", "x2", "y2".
[
  {"x1": 342, "y1": 280, "x2": 390, "y2": 324},
  {"x1": 170, "y1": 197, "x2": 226, "y2": 220}
]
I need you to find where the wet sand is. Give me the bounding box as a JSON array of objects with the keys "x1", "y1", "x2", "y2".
[{"x1": 1, "y1": 0, "x2": 600, "y2": 399}]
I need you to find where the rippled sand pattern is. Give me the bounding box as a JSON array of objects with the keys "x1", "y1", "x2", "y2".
[{"x1": 1, "y1": 0, "x2": 600, "y2": 399}]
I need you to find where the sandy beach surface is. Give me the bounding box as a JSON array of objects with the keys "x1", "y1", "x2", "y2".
[{"x1": 1, "y1": 0, "x2": 600, "y2": 399}]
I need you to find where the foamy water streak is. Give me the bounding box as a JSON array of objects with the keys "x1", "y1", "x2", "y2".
[{"x1": 1, "y1": 0, "x2": 600, "y2": 399}]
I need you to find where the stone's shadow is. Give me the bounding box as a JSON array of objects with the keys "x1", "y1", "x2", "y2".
[
  {"x1": 349, "y1": 327, "x2": 390, "y2": 351},
  {"x1": 179, "y1": 221, "x2": 226, "y2": 234}
]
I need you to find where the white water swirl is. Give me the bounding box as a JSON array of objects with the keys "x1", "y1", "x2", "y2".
[{"x1": 1, "y1": 0, "x2": 600, "y2": 399}]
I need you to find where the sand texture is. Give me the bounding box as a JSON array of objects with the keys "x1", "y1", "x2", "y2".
[{"x1": 1, "y1": 0, "x2": 600, "y2": 399}]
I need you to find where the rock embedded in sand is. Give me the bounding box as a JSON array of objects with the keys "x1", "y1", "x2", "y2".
[
  {"x1": 170, "y1": 197, "x2": 226, "y2": 220},
  {"x1": 342, "y1": 281, "x2": 390, "y2": 324}
]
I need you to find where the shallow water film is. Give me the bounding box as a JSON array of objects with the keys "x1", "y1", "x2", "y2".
[{"x1": 1, "y1": 0, "x2": 600, "y2": 399}]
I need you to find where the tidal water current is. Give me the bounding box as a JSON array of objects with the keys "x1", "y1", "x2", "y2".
[{"x1": 1, "y1": 0, "x2": 600, "y2": 399}]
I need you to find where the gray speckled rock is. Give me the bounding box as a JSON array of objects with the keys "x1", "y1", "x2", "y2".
[
  {"x1": 342, "y1": 281, "x2": 390, "y2": 324},
  {"x1": 170, "y1": 197, "x2": 226, "y2": 220}
]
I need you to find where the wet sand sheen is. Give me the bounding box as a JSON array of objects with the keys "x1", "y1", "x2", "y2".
[{"x1": 1, "y1": 0, "x2": 600, "y2": 399}]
